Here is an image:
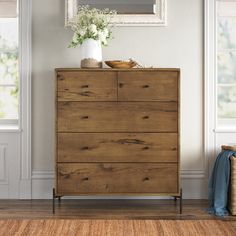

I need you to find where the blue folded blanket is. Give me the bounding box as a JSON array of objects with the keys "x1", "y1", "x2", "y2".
[{"x1": 207, "y1": 150, "x2": 236, "y2": 216}]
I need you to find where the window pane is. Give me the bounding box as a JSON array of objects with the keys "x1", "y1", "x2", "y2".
[
  {"x1": 218, "y1": 18, "x2": 236, "y2": 50},
  {"x1": 217, "y1": 1, "x2": 236, "y2": 124},
  {"x1": 0, "y1": 18, "x2": 18, "y2": 50},
  {"x1": 0, "y1": 7, "x2": 19, "y2": 121},
  {"x1": 218, "y1": 52, "x2": 236, "y2": 84},
  {"x1": 218, "y1": 85, "x2": 236, "y2": 119},
  {"x1": 0, "y1": 86, "x2": 18, "y2": 119},
  {"x1": 0, "y1": 51, "x2": 18, "y2": 85}
]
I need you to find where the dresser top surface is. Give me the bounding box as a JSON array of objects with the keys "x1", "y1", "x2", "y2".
[{"x1": 55, "y1": 68, "x2": 180, "y2": 72}]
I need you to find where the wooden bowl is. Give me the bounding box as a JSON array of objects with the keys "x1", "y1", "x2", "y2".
[{"x1": 105, "y1": 60, "x2": 137, "y2": 69}]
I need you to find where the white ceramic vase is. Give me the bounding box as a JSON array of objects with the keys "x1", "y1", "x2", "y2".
[{"x1": 80, "y1": 38, "x2": 102, "y2": 68}]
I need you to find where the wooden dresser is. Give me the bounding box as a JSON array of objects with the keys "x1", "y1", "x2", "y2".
[{"x1": 54, "y1": 68, "x2": 181, "y2": 212}]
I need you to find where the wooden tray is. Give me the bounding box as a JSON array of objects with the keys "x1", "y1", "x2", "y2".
[{"x1": 105, "y1": 60, "x2": 137, "y2": 69}]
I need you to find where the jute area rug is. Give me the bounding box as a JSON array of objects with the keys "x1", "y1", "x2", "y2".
[{"x1": 0, "y1": 219, "x2": 235, "y2": 236}]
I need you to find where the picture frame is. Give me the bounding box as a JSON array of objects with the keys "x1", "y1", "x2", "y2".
[{"x1": 65, "y1": 0, "x2": 167, "y2": 26}]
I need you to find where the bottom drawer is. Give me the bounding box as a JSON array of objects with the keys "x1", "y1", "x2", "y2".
[{"x1": 57, "y1": 163, "x2": 178, "y2": 195}]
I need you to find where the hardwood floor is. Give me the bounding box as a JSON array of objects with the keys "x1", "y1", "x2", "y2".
[{"x1": 0, "y1": 199, "x2": 234, "y2": 220}]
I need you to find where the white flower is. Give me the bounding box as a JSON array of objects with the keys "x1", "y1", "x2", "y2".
[
  {"x1": 98, "y1": 31, "x2": 106, "y2": 42},
  {"x1": 102, "y1": 39, "x2": 108, "y2": 45},
  {"x1": 89, "y1": 24, "x2": 97, "y2": 35},
  {"x1": 68, "y1": 6, "x2": 116, "y2": 48},
  {"x1": 103, "y1": 28, "x2": 109, "y2": 37},
  {"x1": 79, "y1": 28, "x2": 86, "y2": 36},
  {"x1": 72, "y1": 33, "x2": 78, "y2": 43}
]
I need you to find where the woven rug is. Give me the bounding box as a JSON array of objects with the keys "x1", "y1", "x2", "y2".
[{"x1": 0, "y1": 220, "x2": 235, "y2": 236}]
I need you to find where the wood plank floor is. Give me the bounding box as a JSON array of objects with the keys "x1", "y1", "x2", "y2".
[
  {"x1": 0, "y1": 200, "x2": 235, "y2": 228},
  {"x1": 0, "y1": 199, "x2": 232, "y2": 219}
]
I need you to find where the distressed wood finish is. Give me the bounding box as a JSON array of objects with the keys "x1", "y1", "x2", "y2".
[
  {"x1": 57, "y1": 102, "x2": 178, "y2": 132},
  {"x1": 118, "y1": 71, "x2": 178, "y2": 101},
  {"x1": 57, "y1": 133, "x2": 178, "y2": 163},
  {"x1": 55, "y1": 68, "x2": 180, "y2": 199},
  {"x1": 57, "y1": 71, "x2": 117, "y2": 101},
  {"x1": 57, "y1": 163, "x2": 178, "y2": 194}
]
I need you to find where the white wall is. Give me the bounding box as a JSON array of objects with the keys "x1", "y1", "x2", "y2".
[{"x1": 32, "y1": 0, "x2": 205, "y2": 198}]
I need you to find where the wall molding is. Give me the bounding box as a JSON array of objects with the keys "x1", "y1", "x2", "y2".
[
  {"x1": 32, "y1": 170, "x2": 54, "y2": 179},
  {"x1": 181, "y1": 170, "x2": 205, "y2": 179},
  {"x1": 204, "y1": 0, "x2": 217, "y2": 181},
  {"x1": 31, "y1": 169, "x2": 207, "y2": 199},
  {"x1": 19, "y1": 0, "x2": 32, "y2": 199},
  {"x1": 0, "y1": 145, "x2": 7, "y2": 184}
]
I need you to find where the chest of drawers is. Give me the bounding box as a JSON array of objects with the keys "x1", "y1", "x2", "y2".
[{"x1": 54, "y1": 68, "x2": 181, "y2": 211}]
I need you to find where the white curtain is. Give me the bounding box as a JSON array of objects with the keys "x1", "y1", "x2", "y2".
[{"x1": 0, "y1": 0, "x2": 17, "y2": 18}]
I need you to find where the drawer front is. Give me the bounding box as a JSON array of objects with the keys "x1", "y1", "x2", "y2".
[
  {"x1": 57, "y1": 102, "x2": 178, "y2": 132},
  {"x1": 57, "y1": 71, "x2": 117, "y2": 101},
  {"x1": 118, "y1": 71, "x2": 178, "y2": 101},
  {"x1": 58, "y1": 133, "x2": 178, "y2": 163},
  {"x1": 57, "y1": 163, "x2": 178, "y2": 194}
]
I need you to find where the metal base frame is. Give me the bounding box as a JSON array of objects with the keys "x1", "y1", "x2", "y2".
[
  {"x1": 173, "y1": 188, "x2": 183, "y2": 214},
  {"x1": 52, "y1": 188, "x2": 183, "y2": 214},
  {"x1": 52, "y1": 188, "x2": 61, "y2": 214}
]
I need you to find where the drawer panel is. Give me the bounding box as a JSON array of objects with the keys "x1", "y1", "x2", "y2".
[
  {"x1": 57, "y1": 163, "x2": 178, "y2": 194},
  {"x1": 118, "y1": 71, "x2": 178, "y2": 101},
  {"x1": 57, "y1": 71, "x2": 117, "y2": 101},
  {"x1": 58, "y1": 133, "x2": 178, "y2": 163},
  {"x1": 57, "y1": 102, "x2": 178, "y2": 132}
]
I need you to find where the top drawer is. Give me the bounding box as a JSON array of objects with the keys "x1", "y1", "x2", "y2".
[
  {"x1": 57, "y1": 71, "x2": 117, "y2": 101},
  {"x1": 118, "y1": 71, "x2": 178, "y2": 101}
]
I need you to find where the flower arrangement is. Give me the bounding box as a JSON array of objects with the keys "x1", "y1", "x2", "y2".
[{"x1": 68, "y1": 5, "x2": 116, "y2": 48}]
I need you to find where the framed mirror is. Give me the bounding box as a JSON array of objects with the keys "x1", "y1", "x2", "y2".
[{"x1": 65, "y1": 0, "x2": 167, "y2": 26}]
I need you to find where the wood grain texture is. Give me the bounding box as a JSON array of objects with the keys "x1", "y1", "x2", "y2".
[
  {"x1": 57, "y1": 71, "x2": 117, "y2": 101},
  {"x1": 118, "y1": 71, "x2": 178, "y2": 101},
  {"x1": 57, "y1": 163, "x2": 178, "y2": 195},
  {"x1": 55, "y1": 69, "x2": 180, "y2": 198},
  {"x1": 57, "y1": 133, "x2": 178, "y2": 163},
  {"x1": 57, "y1": 102, "x2": 178, "y2": 132},
  {"x1": 0, "y1": 219, "x2": 235, "y2": 236}
]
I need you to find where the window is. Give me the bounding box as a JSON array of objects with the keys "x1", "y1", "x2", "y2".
[
  {"x1": 0, "y1": 0, "x2": 18, "y2": 124},
  {"x1": 217, "y1": 0, "x2": 236, "y2": 125}
]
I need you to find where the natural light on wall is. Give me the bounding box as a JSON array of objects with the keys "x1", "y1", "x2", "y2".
[
  {"x1": 217, "y1": 0, "x2": 236, "y2": 125},
  {"x1": 0, "y1": 0, "x2": 18, "y2": 124}
]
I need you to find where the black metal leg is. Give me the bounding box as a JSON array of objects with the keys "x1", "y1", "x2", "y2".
[
  {"x1": 180, "y1": 188, "x2": 183, "y2": 214},
  {"x1": 58, "y1": 196, "x2": 61, "y2": 203},
  {"x1": 174, "y1": 196, "x2": 177, "y2": 202},
  {"x1": 53, "y1": 188, "x2": 55, "y2": 214}
]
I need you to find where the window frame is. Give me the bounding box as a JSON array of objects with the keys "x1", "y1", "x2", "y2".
[
  {"x1": 205, "y1": 0, "x2": 236, "y2": 183},
  {"x1": 216, "y1": 0, "x2": 236, "y2": 128},
  {"x1": 0, "y1": 3, "x2": 19, "y2": 126}
]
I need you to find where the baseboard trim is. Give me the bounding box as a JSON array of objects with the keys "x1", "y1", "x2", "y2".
[
  {"x1": 19, "y1": 179, "x2": 32, "y2": 199},
  {"x1": 31, "y1": 169, "x2": 207, "y2": 199}
]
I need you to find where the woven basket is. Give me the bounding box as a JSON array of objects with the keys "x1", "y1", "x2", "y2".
[{"x1": 229, "y1": 156, "x2": 236, "y2": 215}]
